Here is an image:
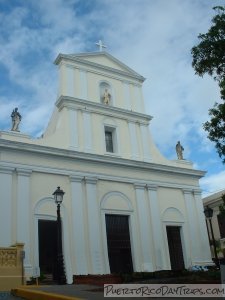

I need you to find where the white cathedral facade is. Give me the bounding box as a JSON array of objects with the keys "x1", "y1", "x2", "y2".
[{"x1": 0, "y1": 50, "x2": 212, "y2": 283}]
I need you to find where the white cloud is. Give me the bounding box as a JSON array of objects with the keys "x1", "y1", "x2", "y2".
[
  {"x1": 0, "y1": 0, "x2": 224, "y2": 191},
  {"x1": 200, "y1": 171, "x2": 225, "y2": 197}
]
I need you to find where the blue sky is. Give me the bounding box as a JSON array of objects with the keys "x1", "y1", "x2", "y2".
[{"x1": 0, "y1": 0, "x2": 224, "y2": 196}]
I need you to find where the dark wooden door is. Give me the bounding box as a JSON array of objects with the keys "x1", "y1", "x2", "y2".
[
  {"x1": 38, "y1": 220, "x2": 57, "y2": 277},
  {"x1": 105, "y1": 214, "x2": 133, "y2": 273},
  {"x1": 166, "y1": 226, "x2": 185, "y2": 270}
]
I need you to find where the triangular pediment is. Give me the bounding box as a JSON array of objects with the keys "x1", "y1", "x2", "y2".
[
  {"x1": 74, "y1": 52, "x2": 134, "y2": 73},
  {"x1": 54, "y1": 52, "x2": 145, "y2": 81}
]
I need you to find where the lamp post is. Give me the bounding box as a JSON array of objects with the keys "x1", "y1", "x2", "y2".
[
  {"x1": 53, "y1": 186, "x2": 66, "y2": 284},
  {"x1": 204, "y1": 206, "x2": 219, "y2": 267}
]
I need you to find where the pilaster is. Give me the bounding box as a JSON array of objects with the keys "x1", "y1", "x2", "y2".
[
  {"x1": 140, "y1": 124, "x2": 151, "y2": 162},
  {"x1": 66, "y1": 65, "x2": 75, "y2": 97},
  {"x1": 123, "y1": 81, "x2": 131, "y2": 110},
  {"x1": 70, "y1": 175, "x2": 88, "y2": 274},
  {"x1": 128, "y1": 121, "x2": 139, "y2": 160},
  {"x1": 133, "y1": 85, "x2": 142, "y2": 113},
  {"x1": 183, "y1": 189, "x2": 199, "y2": 264},
  {"x1": 80, "y1": 69, "x2": 88, "y2": 100},
  {"x1": 83, "y1": 111, "x2": 93, "y2": 153},
  {"x1": 0, "y1": 166, "x2": 14, "y2": 246},
  {"x1": 16, "y1": 168, "x2": 32, "y2": 277},
  {"x1": 69, "y1": 110, "x2": 79, "y2": 150},
  {"x1": 147, "y1": 184, "x2": 167, "y2": 270},
  {"x1": 85, "y1": 177, "x2": 104, "y2": 274},
  {"x1": 134, "y1": 183, "x2": 153, "y2": 271},
  {"x1": 193, "y1": 189, "x2": 213, "y2": 263}
]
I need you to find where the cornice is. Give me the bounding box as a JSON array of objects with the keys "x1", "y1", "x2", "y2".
[
  {"x1": 85, "y1": 176, "x2": 98, "y2": 184},
  {"x1": 0, "y1": 131, "x2": 31, "y2": 139},
  {"x1": 182, "y1": 189, "x2": 192, "y2": 194},
  {"x1": 0, "y1": 138, "x2": 206, "y2": 180},
  {"x1": 0, "y1": 165, "x2": 14, "y2": 174},
  {"x1": 203, "y1": 197, "x2": 223, "y2": 208},
  {"x1": 193, "y1": 189, "x2": 202, "y2": 196},
  {"x1": 0, "y1": 160, "x2": 203, "y2": 191},
  {"x1": 62, "y1": 62, "x2": 142, "y2": 87},
  {"x1": 56, "y1": 96, "x2": 152, "y2": 125},
  {"x1": 16, "y1": 168, "x2": 32, "y2": 176},
  {"x1": 147, "y1": 184, "x2": 158, "y2": 191},
  {"x1": 133, "y1": 183, "x2": 146, "y2": 190},
  {"x1": 69, "y1": 175, "x2": 84, "y2": 183}
]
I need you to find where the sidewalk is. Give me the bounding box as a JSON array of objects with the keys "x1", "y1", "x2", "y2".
[
  {"x1": 10, "y1": 273, "x2": 222, "y2": 300},
  {"x1": 12, "y1": 284, "x2": 105, "y2": 300},
  {"x1": 11, "y1": 283, "x2": 224, "y2": 300},
  {"x1": 0, "y1": 291, "x2": 24, "y2": 300}
]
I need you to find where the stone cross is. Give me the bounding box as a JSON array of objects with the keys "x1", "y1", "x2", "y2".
[{"x1": 95, "y1": 40, "x2": 107, "y2": 52}]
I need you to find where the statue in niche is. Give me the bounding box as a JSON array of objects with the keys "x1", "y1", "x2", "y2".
[
  {"x1": 176, "y1": 141, "x2": 184, "y2": 160},
  {"x1": 103, "y1": 89, "x2": 111, "y2": 105},
  {"x1": 11, "y1": 107, "x2": 22, "y2": 132}
]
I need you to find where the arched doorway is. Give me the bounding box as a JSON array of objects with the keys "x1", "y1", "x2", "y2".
[
  {"x1": 105, "y1": 214, "x2": 133, "y2": 273},
  {"x1": 101, "y1": 191, "x2": 135, "y2": 274},
  {"x1": 162, "y1": 207, "x2": 187, "y2": 270},
  {"x1": 38, "y1": 219, "x2": 57, "y2": 280},
  {"x1": 34, "y1": 197, "x2": 73, "y2": 284}
]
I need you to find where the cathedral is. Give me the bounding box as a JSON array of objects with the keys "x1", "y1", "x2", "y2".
[{"x1": 0, "y1": 48, "x2": 212, "y2": 283}]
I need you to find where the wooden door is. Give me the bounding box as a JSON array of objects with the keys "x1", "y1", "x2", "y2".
[
  {"x1": 38, "y1": 220, "x2": 57, "y2": 277},
  {"x1": 105, "y1": 214, "x2": 133, "y2": 273},
  {"x1": 166, "y1": 226, "x2": 185, "y2": 270}
]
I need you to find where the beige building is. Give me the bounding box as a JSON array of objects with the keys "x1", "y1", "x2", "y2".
[
  {"x1": 203, "y1": 190, "x2": 225, "y2": 257},
  {"x1": 0, "y1": 51, "x2": 212, "y2": 283}
]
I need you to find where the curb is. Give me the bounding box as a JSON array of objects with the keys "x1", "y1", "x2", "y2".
[{"x1": 11, "y1": 287, "x2": 83, "y2": 300}]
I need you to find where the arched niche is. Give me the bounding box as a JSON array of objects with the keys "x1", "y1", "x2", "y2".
[
  {"x1": 99, "y1": 81, "x2": 113, "y2": 106},
  {"x1": 34, "y1": 197, "x2": 57, "y2": 216},
  {"x1": 100, "y1": 191, "x2": 133, "y2": 212},
  {"x1": 162, "y1": 207, "x2": 185, "y2": 223}
]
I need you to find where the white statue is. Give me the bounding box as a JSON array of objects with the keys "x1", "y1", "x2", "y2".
[
  {"x1": 11, "y1": 108, "x2": 22, "y2": 132},
  {"x1": 103, "y1": 89, "x2": 111, "y2": 105},
  {"x1": 176, "y1": 141, "x2": 184, "y2": 160}
]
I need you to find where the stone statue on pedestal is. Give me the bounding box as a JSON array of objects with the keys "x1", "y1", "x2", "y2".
[
  {"x1": 103, "y1": 89, "x2": 111, "y2": 105},
  {"x1": 176, "y1": 141, "x2": 184, "y2": 160},
  {"x1": 11, "y1": 108, "x2": 22, "y2": 132}
]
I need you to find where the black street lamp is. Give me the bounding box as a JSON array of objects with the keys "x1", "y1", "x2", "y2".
[
  {"x1": 53, "y1": 186, "x2": 66, "y2": 284},
  {"x1": 204, "y1": 206, "x2": 219, "y2": 267}
]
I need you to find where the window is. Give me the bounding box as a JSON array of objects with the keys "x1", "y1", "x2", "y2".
[
  {"x1": 104, "y1": 126, "x2": 117, "y2": 153},
  {"x1": 105, "y1": 131, "x2": 113, "y2": 152}
]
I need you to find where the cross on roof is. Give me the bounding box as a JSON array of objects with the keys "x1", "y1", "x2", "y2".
[{"x1": 95, "y1": 40, "x2": 107, "y2": 52}]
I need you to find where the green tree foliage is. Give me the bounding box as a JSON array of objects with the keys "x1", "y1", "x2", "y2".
[
  {"x1": 219, "y1": 194, "x2": 225, "y2": 216},
  {"x1": 191, "y1": 6, "x2": 225, "y2": 162}
]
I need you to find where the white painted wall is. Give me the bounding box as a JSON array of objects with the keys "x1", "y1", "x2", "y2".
[{"x1": 0, "y1": 51, "x2": 212, "y2": 282}]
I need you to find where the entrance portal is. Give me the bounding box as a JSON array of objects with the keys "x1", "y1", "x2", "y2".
[
  {"x1": 38, "y1": 220, "x2": 57, "y2": 278},
  {"x1": 105, "y1": 214, "x2": 133, "y2": 273},
  {"x1": 166, "y1": 226, "x2": 185, "y2": 270}
]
